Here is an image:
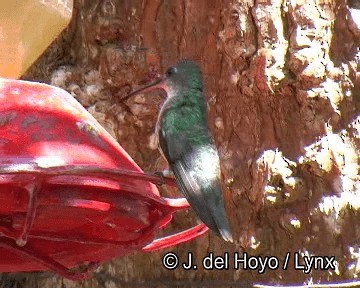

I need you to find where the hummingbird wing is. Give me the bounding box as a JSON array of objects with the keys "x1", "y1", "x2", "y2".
[{"x1": 158, "y1": 127, "x2": 233, "y2": 242}]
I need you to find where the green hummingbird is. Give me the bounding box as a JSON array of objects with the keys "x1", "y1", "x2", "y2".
[{"x1": 126, "y1": 60, "x2": 233, "y2": 242}]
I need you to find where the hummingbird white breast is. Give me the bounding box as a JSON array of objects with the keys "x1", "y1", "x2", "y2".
[{"x1": 190, "y1": 145, "x2": 220, "y2": 189}]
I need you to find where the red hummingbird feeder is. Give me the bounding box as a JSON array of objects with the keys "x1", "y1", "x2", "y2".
[{"x1": 0, "y1": 78, "x2": 208, "y2": 280}]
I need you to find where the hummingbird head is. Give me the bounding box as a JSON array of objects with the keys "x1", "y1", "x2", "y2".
[
  {"x1": 125, "y1": 60, "x2": 203, "y2": 100},
  {"x1": 163, "y1": 60, "x2": 203, "y2": 93}
]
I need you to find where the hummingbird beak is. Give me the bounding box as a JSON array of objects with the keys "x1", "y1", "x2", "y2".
[{"x1": 122, "y1": 78, "x2": 166, "y2": 101}]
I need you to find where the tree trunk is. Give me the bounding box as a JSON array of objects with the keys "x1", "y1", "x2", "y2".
[{"x1": 5, "y1": 0, "x2": 359, "y2": 287}]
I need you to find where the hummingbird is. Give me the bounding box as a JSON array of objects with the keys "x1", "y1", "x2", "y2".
[{"x1": 125, "y1": 60, "x2": 233, "y2": 242}]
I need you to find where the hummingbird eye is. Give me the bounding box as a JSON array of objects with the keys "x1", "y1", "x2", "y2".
[{"x1": 166, "y1": 67, "x2": 177, "y2": 77}]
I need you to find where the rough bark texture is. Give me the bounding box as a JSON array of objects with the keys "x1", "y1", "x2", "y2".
[{"x1": 2, "y1": 0, "x2": 359, "y2": 287}]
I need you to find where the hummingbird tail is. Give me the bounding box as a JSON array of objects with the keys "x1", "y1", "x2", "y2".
[
  {"x1": 170, "y1": 160, "x2": 234, "y2": 243},
  {"x1": 218, "y1": 225, "x2": 234, "y2": 243},
  {"x1": 205, "y1": 184, "x2": 234, "y2": 243},
  {"x1": 211, "y1": 203, "x2": 234, "y2": 243}
]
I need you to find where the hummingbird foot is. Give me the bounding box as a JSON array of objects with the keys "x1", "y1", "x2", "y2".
[
  {"x1": 161, "y1": 169, "x2": 174, "y2": 178},
  {"x1": 154, "y1": 171, "x2": 165, "y2": 185},
  {"x1": 154, "y1": 169, "x2": 174, "y2": 185}
]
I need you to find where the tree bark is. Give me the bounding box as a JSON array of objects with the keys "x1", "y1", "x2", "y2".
[{"x1": 6, "y1": 0, "x2": 359, "y2": 287}]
